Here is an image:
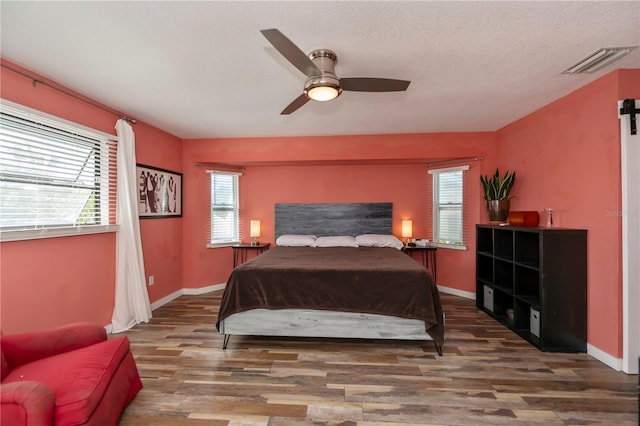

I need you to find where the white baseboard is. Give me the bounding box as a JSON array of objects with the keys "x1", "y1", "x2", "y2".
[
  {"x1": 149, "y1": 283, "x2": 226, "y2": 311},
  {"x1": 183, "y1": 283, "x2": 225, "y2": 295},
  {"x1": 587, "y1": 343, "x2": 623, "y2": 371},
  {"x1": 438, "y1": 284, "x2": 475, "y2": 300},
  {"x1": 150, "y1": 289, "x2": 184, "y2": 311}
]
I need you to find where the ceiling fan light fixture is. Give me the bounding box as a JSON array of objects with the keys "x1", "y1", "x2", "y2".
[
  {"x1": 307, "y1": 85, "x2": 340, "y2": 101},
  {"x1": 304, "y1": 75, "x2": 342, "y2": 101},
  {"x1": 563, "y1": 47, "x2": 636, "y2": 74}
]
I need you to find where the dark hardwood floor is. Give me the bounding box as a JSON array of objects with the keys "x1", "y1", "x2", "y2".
[{"x1": 119, "y1": 291, "x2": 638, "y2": 425}]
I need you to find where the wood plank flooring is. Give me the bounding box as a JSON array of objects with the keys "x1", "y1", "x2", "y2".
[{"x1": 119, "y1": 291, "x2": 638, "y2": 425}]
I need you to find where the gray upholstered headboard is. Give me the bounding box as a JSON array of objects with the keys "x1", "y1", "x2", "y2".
[{"x1": 274, "y1": 203, "x2": 393, "y2": 240}]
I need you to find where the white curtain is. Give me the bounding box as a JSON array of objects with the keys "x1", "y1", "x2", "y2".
[{"x1": 111, "y1": 119, "x2": 152, "y2": 332}]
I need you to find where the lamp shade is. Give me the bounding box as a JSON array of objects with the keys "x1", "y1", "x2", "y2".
[
  {"x1": 401, "y1": 220, "x2": 412, "y2": 238},
  {"x1": 250, "y1": 220, "x2": 260, "y2": 238}
]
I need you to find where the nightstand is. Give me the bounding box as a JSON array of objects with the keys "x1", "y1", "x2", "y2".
[
  {"x1": 231, "y1": 243, "x2": 270, "y2": 267},
  {"x1": 402, "y1": 245, "x2": 437, "y2": 281}
]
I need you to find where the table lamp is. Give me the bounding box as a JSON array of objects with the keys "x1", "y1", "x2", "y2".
[
  {"x1": 402, "y1": 219, "x2": 412, "y2": 246},
  {"x1": 250, "y1": 220, "x2": 260, "y2": 246}
]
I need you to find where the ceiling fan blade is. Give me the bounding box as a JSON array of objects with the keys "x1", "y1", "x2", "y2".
[
  {"x1": 281, "y1": 94, "x2": 310, "y2": 115},
  {"x1": 340, "y1": 78, "x2": 411, "y2": 92},
  {"x1": 260, "y1": 29, "x2": 321, "y2": 77}
]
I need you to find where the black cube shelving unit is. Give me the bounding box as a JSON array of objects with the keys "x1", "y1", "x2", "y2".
[{"x1": 476, "y1": 224, "x2": 587, "y2": 352}]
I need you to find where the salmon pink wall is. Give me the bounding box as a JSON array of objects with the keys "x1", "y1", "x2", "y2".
[
  {"x1": 1, "y1": 234, "x2": 115, "y2": 334},
  {"x1": 134, "y1": 123, "x2": 183, "y2": 303},
  {"x1": 241, "y1": 165, "x2": 431, "y2": 237},
  {"x1": 0, "y1": 61, "x2": 183, "y2": 334},
  {"x1": 496, "y1": 69, "x2": 640, "y2": 357},
  {"x1": 181, "y1": 133, "x2": 495, "y2": 291}
]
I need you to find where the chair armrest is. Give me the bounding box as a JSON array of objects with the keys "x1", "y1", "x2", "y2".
[
  {"x1": 1, "y1": 322, "x2": 107, "y2": 369},
  {"x1": 1, "y1": 380, "x2": 55, "y2": 425}
]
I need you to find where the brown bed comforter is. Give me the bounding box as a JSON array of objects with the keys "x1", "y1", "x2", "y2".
[{"x1": 216, "y1": 246, "x2": 445, "y2": 345}]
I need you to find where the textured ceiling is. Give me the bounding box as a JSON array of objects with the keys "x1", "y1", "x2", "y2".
[{"x1": 1, "y1": 1, "x2": 639, "y2": 139}]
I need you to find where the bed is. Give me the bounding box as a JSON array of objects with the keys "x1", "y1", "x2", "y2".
[{"x1": 216, "y1": 202, "x2": 445, "y2": 355}]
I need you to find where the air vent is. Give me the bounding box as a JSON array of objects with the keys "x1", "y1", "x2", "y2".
[{"x1": 563, "y1": 47, "x2": 637, "y2": 74}]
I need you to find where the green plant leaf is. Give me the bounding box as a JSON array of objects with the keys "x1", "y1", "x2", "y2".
[{"x1": 480, "y1": 168, "x2": 515, "y2": 200}]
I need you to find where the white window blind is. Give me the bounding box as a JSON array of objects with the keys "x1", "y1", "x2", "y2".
[
  {"x1": 208, "y1": 170, "x2": 240, "y2": 246},
  {"x1": 428, "y1": 165, "x2": 469, "y2": 249},
  {"x1": 0, "y1": 102, "x2": 117, "y2": 240}
]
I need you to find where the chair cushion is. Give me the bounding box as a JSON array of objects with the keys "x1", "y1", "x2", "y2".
[{"x1": 2, "y1": 336, "x2": 131, "y2": 425}]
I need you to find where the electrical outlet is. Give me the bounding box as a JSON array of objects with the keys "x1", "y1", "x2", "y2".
[{"x1": 148, "y1": 275, "x2": 155, "y2": 286}]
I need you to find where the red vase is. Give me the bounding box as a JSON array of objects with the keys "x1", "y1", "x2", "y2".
[{"x1": 507, "y1": 211, "x2": 540, "y2": 227}]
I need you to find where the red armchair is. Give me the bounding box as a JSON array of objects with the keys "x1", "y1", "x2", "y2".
[{"x1": 1, "y1": 322, "x2": 142, "y2": 425}]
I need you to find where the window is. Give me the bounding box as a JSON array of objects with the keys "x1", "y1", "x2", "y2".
[
  {"x1": 428, "y1": 165, "x2": 469, "y2": 249},
  {"x1": 0, "y1": 101, "x2": 117, "y2": 241},
  {"x1": 208, "y1": 170, "x2": 240, "y2": 246}
]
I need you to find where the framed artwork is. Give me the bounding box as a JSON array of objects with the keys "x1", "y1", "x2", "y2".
[{"x1": 136, "y1": 164, "x2": 182, "y2": 218}]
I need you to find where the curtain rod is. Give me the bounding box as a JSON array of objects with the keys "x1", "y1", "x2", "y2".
[
  {"x1": 194, "y1": 162, "x2": 246, "y2": 171},
  {"x1": 427, "y1": 156, "x2": 484, "y2": 168},
  {"x1": 1, "y1": 61, "x2": 137, "y2": 124}
]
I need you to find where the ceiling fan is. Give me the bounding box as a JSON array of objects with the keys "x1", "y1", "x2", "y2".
[{"x1": 261, "y1": 29, "x2": 411, "y2": 115}]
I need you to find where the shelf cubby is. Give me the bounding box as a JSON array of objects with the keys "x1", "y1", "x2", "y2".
[
  {"x1": 515, "y1": 231, "x2": 539, "y2": 268},
  {"x1": 494, "y1": 259, "x2": 513, "y2": 291},
  {"x1": 476, "y1": 254, "x2": 493, "y2": 283},
  {"x1": 494, "y1": 289, "x2": 512, "y2": 314},
  {"x1": 494, "y1": 228, "x2": 514, "y2": 260},
  {"x1": 477, "y1": 226, "x2": 493, "y2": 254},
  {"x1": 514, "y1": 265, "x2": 539, "y2": 301}
]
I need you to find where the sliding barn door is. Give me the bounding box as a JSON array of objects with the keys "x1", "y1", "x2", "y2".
[{"x1": 619, "y1": 99, "x2": 639, "y2": 374}]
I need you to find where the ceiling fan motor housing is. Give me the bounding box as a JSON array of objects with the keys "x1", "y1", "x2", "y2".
[{"x1": 304, "y1": 49, "x2": 342, "y2": 101}]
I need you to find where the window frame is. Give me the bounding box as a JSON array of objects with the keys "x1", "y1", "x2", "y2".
[
  {"x1": 428, "y1": 165, "x2": 469, "y2": 250},
  {"x1": 207, "y1": 170, "x2": 241, "y2": 248},
  {"x1": 0, "y1": 100, "x2": 118, "y2": 242}
]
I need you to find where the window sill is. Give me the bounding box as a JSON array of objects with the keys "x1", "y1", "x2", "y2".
[
  {"x1": 207, "y1": 241, "x2": 241, "y2": 249},
  {"x1": 430, "y1": 242, "x2": 468, "y2": 251},
  {"x1": 0, "y1": 225, "x2": 119, "y2": 242}
]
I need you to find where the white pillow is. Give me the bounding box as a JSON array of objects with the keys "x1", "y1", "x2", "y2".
[
  {"x1": 312, "y1": 235, "x2": 359, "y2": 248},
  {"x1": 355, "y1": 234, "x2": 404, "y2": 250},
  {"x1": 276, "y1": 234, "x2": 317, "y2": 247}
]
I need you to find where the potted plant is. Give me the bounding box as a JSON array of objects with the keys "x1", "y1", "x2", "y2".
[{"x1": 480, "y1": 168, "x2": 516, "y2": 222}]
